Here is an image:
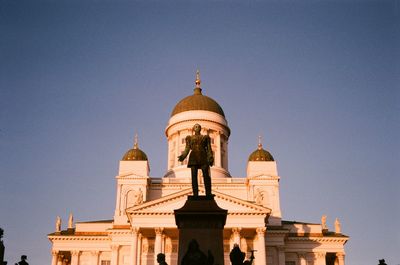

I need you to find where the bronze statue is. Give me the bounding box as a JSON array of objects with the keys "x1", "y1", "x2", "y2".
[{"x1": 178, "y1": 124, "x2": 214, "y2": 197}]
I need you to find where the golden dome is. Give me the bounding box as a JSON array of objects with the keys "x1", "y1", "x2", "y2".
[
  {"x1": 248, "y1": 139, "x2": 274, "y2": 162},
  {"x1": 122, "y1": 135, "x2": 148, "y2": 161},
  {"x1": 171, "y1": 71, "x2": 225, "y2": 117}
]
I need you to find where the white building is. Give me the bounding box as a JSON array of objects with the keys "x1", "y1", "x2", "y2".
[{"x1": 48, "y1": 73, "x2": 348, "y2": 265}]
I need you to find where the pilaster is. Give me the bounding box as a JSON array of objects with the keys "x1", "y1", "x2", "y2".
[
  {"x1": 154, "y1": 227, "x2": 164, "y2": 261},
  {"x1": 337, "y1": 252, "x2": 345, "y2": 265},
  {"x1": 131, "y1": 227, "x2": 139, "y2": 265},
  {"x1": 256, "y1": 227, "x2": 267, "y2": 265},
  {"x1": 51, "y1": 250, "x2": 59, "y2": 265},
  {"x1": 91, "y1": 251, "x2": 100, "y2": 265},
  {"x1": 111, "y1": 244, "x2": 120, "y2": 265},
  {"x1": 277, "y1": 246, "x2": 285, "y2": 265},
  {"x1": 71, "y1": 250, "x2": 80, "y2": 265}
]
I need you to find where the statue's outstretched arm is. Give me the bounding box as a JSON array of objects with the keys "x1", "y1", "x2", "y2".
[{"x1": 178, "y1": 136, "x2": 191, "y2": 161}]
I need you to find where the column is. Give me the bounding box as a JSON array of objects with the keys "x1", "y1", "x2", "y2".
[
  {"x1": 298, "y1": 253, "x2": 307, "y2": 265},
  {"x1": 316, "y1": 252, "x2": 326, "y2": 265},
  {"x1": 277, "y1": 246, "x2": 285, "y2": 265},
  {"x1": 130, "y1": 227, "x2": 139, "y2": 265},
  {"x1": 51, "y1": 250, "x2": 59, "y2": 265},
  {"x1": 215, "y1": 131, "x2": 221, "y2": 167},
  {"x1": 91, "y1": 251, "x2": 100, "y2": 265},
  {"x1": 232, "y1": 227, "x2": 242, "y2": 247},
  {"x1": 71, "y1": 250, "x2": 80, "y2": 265},
  {"x1": 57, "y1": 255, "x2": 63, "y2": 265},
  {"x1": 337, "y1": 252, "x2": 345, "y2": 265},
  {"x1": 111, "y1": 244, "x2": 120, "y2": 265},
  {"x1": 256, "y1": 227, "x2": 267, "y2": 265},
  {"x1": 154, "y1": 228, "x2": 164, "y2": 260},
  {"x1": 136, "y1": 234, "x2": 142, "y2": 265}
]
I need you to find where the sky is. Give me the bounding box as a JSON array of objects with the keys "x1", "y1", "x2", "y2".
[{"x1": 0, "y1": 0, "x2": 399, "y2": 264}]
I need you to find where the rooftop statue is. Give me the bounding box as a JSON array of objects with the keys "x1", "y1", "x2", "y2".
[{"x1": 178, "y1": 123, "x2": 214, "y2": 197}]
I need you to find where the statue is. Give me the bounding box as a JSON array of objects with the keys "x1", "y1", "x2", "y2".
[
  {"x1": 68, "y1": 213, "x2": 74, "y2": 229},
  {"x1": 55, "y1": 216, "x2": 61, "y2": 232},
  {"x1": 321, "y1": 215, "x2": 327, "y2": 230},
  {"x1": 181, "y1": 240, "x2": 214, "y2": 265},
  {"x1": 156, "y1": 253, "x2": 168, "y2": 265},
  {"x1": 17, "y1": 255, "x2": 28, "y2": 265},
  {"x1": 135, "y1": 189, "x2": 143, "y2": 205},
  {"x1": 229, "y1": 244, "x2": 254, "y2": 265},
  {"x1": 178, "y1": 124, "x2": 214, "y2": 197},
  {"x1": 335, "y1": 218, "x2": 341, "y2": 234}
]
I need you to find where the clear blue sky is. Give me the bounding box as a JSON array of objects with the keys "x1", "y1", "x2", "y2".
[{"x1": 1, "y1": 1, "x2": 399, "y2": 265}]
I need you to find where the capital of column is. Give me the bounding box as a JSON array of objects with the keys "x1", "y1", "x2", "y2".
[
  {"x1": 91, "y1": 250, "x2": 100, "y2": 256},
  {"x1": 52, "y1": 250, "x2": 59, "y2": 257},
  {"x1": 316, "y1": 252, "x2": 326, "y2": 259},
  {"x1": 298, "y1": 252, "x2": 307, "y2": 259},
  {"x1": 131, "y1": 227, "x2": 140, "y2": 234},
  {"x1": 337, "y1": 252, "x2": 345, "y2": 259},
  {"x1": 111, "y1": 244, "x2": 120, "y2": 251},
  {"x1": 277, "y1": 245, "x2": 285, "y2": 252},
  {"x1": 154, "y1": 227, "x2": 164, "y2": 235},
  {"x1": 71, "y1": 250, "x2": 80, "y2": 256},
  {"x1": 256, "y1": 227, "x2": 266, "y2": 235},
  {"x1": 232, "y1": 227, "x2": 242, "y2": 236}
]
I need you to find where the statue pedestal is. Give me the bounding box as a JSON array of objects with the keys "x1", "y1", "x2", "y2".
[{"x1": 174, "y1": 195, "x2": 227, "y2": 265}]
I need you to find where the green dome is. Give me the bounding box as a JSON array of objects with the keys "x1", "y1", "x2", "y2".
[
  {"x1": 122, "y1": 138, "x2": 148, "y2": 161},
  {"x1": 171, "y1": 72, "x2": 225, "y2": 117},
  {"x1": 248, "y1": 143, "x2": 274, "y2": 162},
  {"x1": 122, "y1": 148, "x2": 148, "y2": 161},
  {"x1": 171, "y1": 87, "x2": 225, "y2": 117}
]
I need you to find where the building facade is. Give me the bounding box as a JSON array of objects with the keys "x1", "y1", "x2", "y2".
[{"x1": 48, "y1": 74, "x2": 348, "y2": 265}]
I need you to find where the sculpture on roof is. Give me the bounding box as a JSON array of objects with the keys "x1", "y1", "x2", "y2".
[
  {"x1": 68, "y1": 213, "x2": 74, "y2": 229},
  {"x1": 321, "y1": 215, "x2": 327, "y2": 230},
  {"x1": 335, "y1": 218, "x2": 341, "y2": 234},
  {"x1": 178, "y1": 123, "x2": 214, "y2": 197},
  {"x1": 55, "y1": 216, "x2": 61, "y2": 233}
]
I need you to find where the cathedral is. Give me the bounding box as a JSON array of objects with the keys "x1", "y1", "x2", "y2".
[{"x1": 48, "y1": 73, "x2": 348, "y2": 265}]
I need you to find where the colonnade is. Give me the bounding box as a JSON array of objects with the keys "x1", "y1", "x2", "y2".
[{"x1": 50, "y1": 227, "x2": 344, "y2": 265}]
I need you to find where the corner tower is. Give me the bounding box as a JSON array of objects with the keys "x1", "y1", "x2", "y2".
[{"x1": 165, "y1": 71, "x2": 231, "y2": 179}]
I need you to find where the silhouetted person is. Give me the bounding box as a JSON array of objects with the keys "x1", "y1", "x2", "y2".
[
  {"x1": 378, "y1": 259, "x2": 387, "y2": 265},
  {"x1": 181, "y1": 239, "x2": 213, "y2": 265},
  {"x1": 178, "y1": 124, "x2": 214, "y2": 197},
  {"x1": 157, "y1": 253, "x2": 168, "y2": 265},
  {"x1": 17, "y1": 255, "x2": 28, "y2": 265},
  {"x1": 229, "y1": 244, "x2": 254, "y2": 265}
]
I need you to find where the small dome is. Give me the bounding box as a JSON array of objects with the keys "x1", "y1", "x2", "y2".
[
  {"x1": 171, "y1": 71, "x2": 225, "y2": 117},
  {"x1": 122, "y1": 135, "x2": 148, "y2": 161},
  {"x1": 248, "y1": 141, "x2": 274, "y2": 162}
]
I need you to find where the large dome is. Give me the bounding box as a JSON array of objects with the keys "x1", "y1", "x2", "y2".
[{"x1": 171, "y1": 72, "x2": 225, "y2": 117}]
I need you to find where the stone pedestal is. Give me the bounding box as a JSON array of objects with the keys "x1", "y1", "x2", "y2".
[{"x1": 174, "y1": 196, "x2": 227, "y2": 265}]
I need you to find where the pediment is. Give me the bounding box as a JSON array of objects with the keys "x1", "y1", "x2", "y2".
[{"x1": 126, "y1": 188, "x2": 271, "y2": 216}]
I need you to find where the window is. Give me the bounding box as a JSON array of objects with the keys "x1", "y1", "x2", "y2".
[{"x1": 101, "y1": 261, "x2": 111, "y2": 265}]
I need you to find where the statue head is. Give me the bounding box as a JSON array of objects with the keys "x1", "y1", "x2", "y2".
[{"x1": 193, "y1": 124, "x2": 201, "y2": 134}]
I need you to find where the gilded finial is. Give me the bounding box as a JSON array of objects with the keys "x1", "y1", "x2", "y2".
[
  {"x1": 258, "y1": 135, "x2": 263, "y2": 150},
  {"x1": 193, "y1": 70, "x2": 202, "y2": 95},
  {"x1": 195, "y1": 70, "x2": 201, "y2": 88},
  {"x1": 134, "y1": 133, "x2": 138, "y2": 149}
]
